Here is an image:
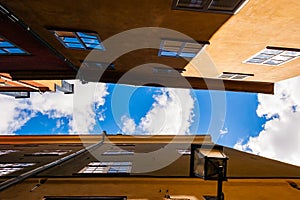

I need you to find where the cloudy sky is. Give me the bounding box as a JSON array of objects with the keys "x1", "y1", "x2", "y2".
[{"x1": 0, "y1": 76, "x2": 299, "y2": 166}]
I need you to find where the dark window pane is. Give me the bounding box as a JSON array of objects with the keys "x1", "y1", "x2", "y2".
[
  {"x1": 177, "y1": 0, "x2": 204, "y2": 8},
  {"x1": 208, "y1": 0, "x2": 241, "y2": 11}
]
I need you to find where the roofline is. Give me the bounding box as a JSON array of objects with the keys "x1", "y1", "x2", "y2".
[{"x1": 0, "y1": 134, "x2": 212, "y2": 144}]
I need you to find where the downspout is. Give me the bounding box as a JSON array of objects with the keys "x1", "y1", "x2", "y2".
[{"x1": 0, "y1": 136, "x2": 105, "y2": 192}]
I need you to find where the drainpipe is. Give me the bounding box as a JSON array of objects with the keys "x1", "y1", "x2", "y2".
[{"x1": 0, "y1": 137, "x2": 104, "y2": 192}]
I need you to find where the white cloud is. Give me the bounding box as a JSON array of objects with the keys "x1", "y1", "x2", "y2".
[
  {"x1": 0, "y1": 81, "x2": 108, "y2": 135},
  {"x1": 0, "y1": 95, "x2": 35, "y2": 135},
  {"x1": 219, "y1": 127, "x2": 228, "y2": 135},
  {"x1": 234, "y1": 76, "x2": 300, "y2": 166},
  {"x1": 120, "y1": 88, "x2": 196, "y2": 135},
  {"x1": 121, "y1": 115, "x2": 136, "y2": 134}
]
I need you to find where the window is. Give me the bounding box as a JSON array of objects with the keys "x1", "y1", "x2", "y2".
[
  {"x1": 177, "y1": 149, "x2": 191, "y2": 155},
  {"x1": 244, "y1": 46, "x2": 300, "y2": 66},
  {"x1": 102, "y1": 150, "x2": 134, "y2": 155},
  {"x1": 25, "y1": 150, "x2": 71, "y2": 156},
  {"x1": 203, "y1": 196, "x2": 217, "y2": 200},
  {"x1": 159, "y1": 39, "x2": 207, "y2": 58},
  {"x1": 0, "y1": 35, "x2": 28, "y2": 55},
  {"x1": 0, "y1": 92, "x2": 30, "y2": 99},
  {"x1": 0, "y1": 150, "x2": 18, "y2": 156},
  {"x1": 14, "y1": 144, "x2": 39, "y2": 147},
  {"x1": 51, "y1": 31, "x2": 105, "y2": 50},
  {"x1": 173, "y1": 0, "x2": 248, "y2": 14},
  {"x1": 82, "y1": 61, "x2": 115, "y2": 70},
  {"x1": 43, "y1": 196, "x2": 127, "y2": 200},
  {"x1": 0, "y1": 163, "x2": 35, "y2": 176},
  {"x1": 153, "y1": 67, "x2": 185, "y2": 74},
  {"x1": 55, "y1": 80, "x2": 74, "y2": 94},
  {"x1": 217, "y1": 72, "x2": 253, "y2": 80},
  {"x1": 78, "y1": 162, "x2": 132, "y2": 174}
]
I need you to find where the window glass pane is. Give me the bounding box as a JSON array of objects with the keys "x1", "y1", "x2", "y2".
[
  {"x1": 231, "y1": 75, "x2": 248, "y2": 80},
  {"x1": 164, "y1": 40, "x2": 183, "y2": 48},
  {"x1": 208, "y1": 0, "x2": 241, "y2": 11},
  {"x1": 78, "y1": 162, "x2": 132, "y2": 174},
  {"x1": 65, "y1": 43, "x2": 85, "y2": 49},
  {"x1": 263, "y1": 59, "x2": 284, "y2": 65},
  {"x1": 246, "y1": 58, "x2": 264, "y2": 64},
  {"x1": 160, "y1": 51, "x2": 178, "y2": 57},
  {"x1": 177, "y1": 0, "x2": 204, "y2": 8},
  {"x1": 253, "y1": 53, "x2": 274, "y2": 60},
  {"x1": 0, "y1": 150, "x2": 18, "y2": 156},
  {"x1": 179, "y1": 52, "x2": 196, "y2": 58},
  {"x1": 26, "y1": 150, "x2": 71, "y2": 156},
  {"x1": 85, "y1": 43, "x2": 104, "y2": 50},
  {"x1": 181, "y1": 47, "x2": 201, "y2": 53},
  {"x1": 3, "y1": 48, "x2": 25, "y2": 54},
  {"x1": 162, "y1": 46, "x2": 181, "y2": 52},
  {"x1": 271, "y1": 55, "x2": 294, "y2": 61},
  {"x1": 77, "y1": 32, "x2": 98, "y2": 39},
  {"x1": 263, "y1": 49, "x2": 283, "y2": 55},
  {"x1": 102, "y1": 150, "x2": 134, "y2": 155},
  {"x1": 0, "y1": 41, "x2": 14, "y2": 47},
  {"x1": 0, "y1": 167, "x2": 22, "y2": 176},
  {"x1": 281, "y1": 51, "x2": 300, "y2": 57},
  {"x1": 177, "y1": 149, "x2": 191, "y2": 155},
  {"x1": 54, "y1": 31, "x2": 76, "y2": 37},
  {"x1": 81, "y1": 38, "x2": 100, "y2": 45},
  {"x1": 62, "y1": 37, "x2": 80, "y2": 43},
  {"x1": 0, "y1": 162, "x2": 35, "y2": 176},
  {"x1": 184, "y1": 43, "x2": 203, "y2": 49},
  {"x1": 218, "y1": 74, "x2": 234, "y2": 79},
  {"x1": 218, "y1": 73, "x2": 251, "y2": 80}
]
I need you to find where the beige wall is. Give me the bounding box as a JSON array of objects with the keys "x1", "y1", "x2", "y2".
[
  {"x1": 205, "y1": 0, "x2": 300, "y2": 83},
  {"x1": 1, "y1": 177, "x2": 300, "y2": 200}
]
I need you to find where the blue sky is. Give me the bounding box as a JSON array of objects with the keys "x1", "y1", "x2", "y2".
[
  {"x1": 1, "y1": 77, "x2": 300, "y2": 166},
  {"x1": 11, "y1": 83, "x2": 265, "y2": 147}
]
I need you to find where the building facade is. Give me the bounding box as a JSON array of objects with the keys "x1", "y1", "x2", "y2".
[{"x1": 0, "y1": 135, "x2": 300, "y2": 199}]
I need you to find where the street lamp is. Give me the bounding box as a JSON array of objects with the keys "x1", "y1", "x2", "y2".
[{"x1": 190, "y1": 144, "x2": 228, "y2": 200}]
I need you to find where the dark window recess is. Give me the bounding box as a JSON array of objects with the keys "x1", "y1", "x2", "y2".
[
  {"x1": 173, "y1": 0, "x2": 248, "y2": 14},
  {"x1": 43, "y1": 197, "x2": 127, "y2": 200},
  {"x1": 14, "y1": 144, "x2": 39, "y2": 147},
  {"x1": 203, "y1": 196, "x2": 219, "y2": 200}
]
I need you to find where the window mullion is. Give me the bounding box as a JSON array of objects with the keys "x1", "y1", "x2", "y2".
[
  {"x1": 178, "y1": 42, "x2": 186, "y2": 57},
  {"x1": 75, "y1": 33, "x2": 87, "y2": 49}
]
